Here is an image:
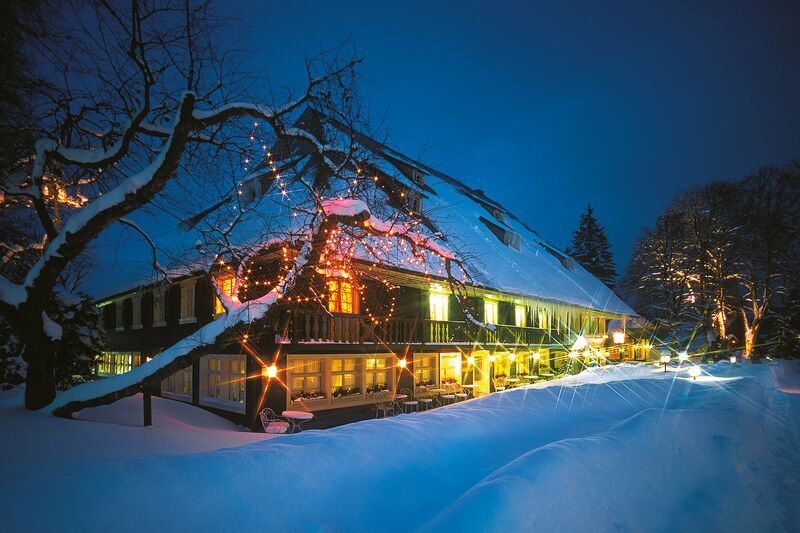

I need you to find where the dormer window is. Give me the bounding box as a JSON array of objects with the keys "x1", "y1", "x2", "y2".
[
  {"x1": 411, "y1": 169, "x2": 425, "y2": 187},
  {"x1": 327, "y1": 279, "x2": 359, "y2": 314},
  {"x1": 479, "y1": 216, "x2": 522, "y2": 251},
  {"x1": 214, "y1": 275, "x2": 236, "y2": 315}
]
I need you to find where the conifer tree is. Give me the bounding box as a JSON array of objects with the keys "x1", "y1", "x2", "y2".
[{"x1": 566, "y1": 204, "x2": 617, "y2": 288}]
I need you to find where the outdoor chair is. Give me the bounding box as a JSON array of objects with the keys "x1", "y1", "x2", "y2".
[
  {"x1": 399, "y1": 387, "x2": 418, "y2": 413},
  {"x1": 259, "y1": 408, "x2": 290, "y2": 435},
  {"x1": 374, "y1": 392, "x2": 395, "y2": 418},
  {"x1": 454, "y1": 384, "x2": 469, "y2": 401},
  {"x1": 415, "y1": 387, "x2": 434, "y2": 411}
]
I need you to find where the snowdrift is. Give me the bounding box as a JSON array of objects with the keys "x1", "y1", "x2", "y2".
[{"x1": 2, "y1": 361, "x2": 799, "y2": 532}]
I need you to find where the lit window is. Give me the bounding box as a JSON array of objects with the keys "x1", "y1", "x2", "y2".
[
  {"x1": 152, "y1": 286, "x2": 166, "y2": 326},
  {"x1": 180, "y1": 279, "x2": 196, "y2": 324},
  {"x1": 199, "y1": 354, "x2": 246, "y2": 412},
  {"x1": 413, "y1": 354, "x2": 435, "y2": 385},
  {"x1": 328, "y1": 279, "x2": 358, "y2": 314},
  {"x1": 290, "y1": 359, "x2": 325, "y2": 402},
  {"x1": 214, "y1": 275, "x2": 236, "y2": 315},
  {"x1": 515, "y1": 305, "x2": 526, "y2": 327},
  {"x1": 484, "y1": 300, "x2": 498, "y2": 325},
  {"x1": 429, "y1": 292, "x2": 449, "y2": 321},
  {"x1": 365, "y1": 357, "x2": 391, "y2": 393},
  {"x1": 98, "y1": 351, "x2": 141, "y2": 375},
  {"x1": 161, "y1": 367, "x2": 192, "y2": 399},
  {"x1": 331, "y1": 358, "x2": 361, "y2": 398},
  {"x1": 538, "y1": 307, "x2": 549, "y2": 330},
  {"x1": 440, "y1": 352, "x2": 462, "y2": 384}
]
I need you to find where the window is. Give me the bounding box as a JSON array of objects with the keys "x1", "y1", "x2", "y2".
[
  {"x1": 440, "y1": 352, "x2": 462, "y2": 384},
  {"x1": 131, "y1": 294, "x2": 142, "y2": 329},
  {"x1": 429, "y1": 292, "x2": 449, "y2": 321},
  {"x1": 114, "y1": 300, "x2": 124, "y2": 331},
  {"x1": 98, "y1": 351, "x2": 141, "y2": 375},
  {"x1": 200, "y1": 354, "x2": 246, "y2": 412},
  {"x1": 162, "y1": 367, "x2": 192, "y2": 399},
  {"x1": 413, "y1": 354, "x2": 435, "y2": 385},
  {"x1": 152, "y1": 286, "x2": 166, "y2": 327},
  {"x1": 180, "y1": 279, "x2": 196, "y2": 324},
  {"x1": 327, "y1": 279, "x2": 358, "y2": 314},
  {"x1": 290, "y1": 359, "x2": 325, "y2": 402},
  {"x1": 484, "y1": 300, "x2": 498, "y2": 325},
  {"x1": 515, "y1": 305, "x2": 526, "y2": 328},
  {"x1": 365, "y1": 356, "x2": 391, "y2": 393},
  {"x1": 214, "y1": 275, "x2": 236, "y2": 315},
  {"x1": 331, "y1": 358, "x2": 361, "y2": 398}
]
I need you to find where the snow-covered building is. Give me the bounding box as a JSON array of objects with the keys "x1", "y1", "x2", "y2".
[{"x1": 92, "y1": 112, "x2": 638, "y2": 429}]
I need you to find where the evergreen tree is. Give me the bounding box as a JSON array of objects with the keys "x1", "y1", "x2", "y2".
[{"x1": 566, "y1": 204, "x2": 617, "y2": 287}]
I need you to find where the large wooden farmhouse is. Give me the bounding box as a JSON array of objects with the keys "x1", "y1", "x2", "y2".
[{"x1": 91, "y1": 112, "x2": 640, "y2": 429}]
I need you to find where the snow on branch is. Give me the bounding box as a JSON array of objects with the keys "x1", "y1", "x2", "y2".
[{"x1": 46, "y1": 225, "x2": 319, "y2": 417}]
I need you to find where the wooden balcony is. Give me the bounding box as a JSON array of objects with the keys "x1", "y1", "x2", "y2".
[{"x1": 286, "y1": 310, "x2": 559, "y2": 346}]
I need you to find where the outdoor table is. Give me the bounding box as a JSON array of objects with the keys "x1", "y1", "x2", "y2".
[
  {"x1": 461, "y1": 383, "x2": 478, "y2": 398},
  {"x1": 282, "y1": 410, "x2": 314, "y2": 433}
]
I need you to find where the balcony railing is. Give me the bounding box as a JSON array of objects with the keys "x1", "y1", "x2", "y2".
[{"x1": 286, "y1": 310, "x2": 560, "y2": 346}]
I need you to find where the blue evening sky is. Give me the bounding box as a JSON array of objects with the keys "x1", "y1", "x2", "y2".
[{"x1": 227, "y1": 0, "x2": 800, "y2": 268}]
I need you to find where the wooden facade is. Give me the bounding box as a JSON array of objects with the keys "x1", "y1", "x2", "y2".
[{"x1": 98, "y1": 268, "x2": 631, "y2": 431}]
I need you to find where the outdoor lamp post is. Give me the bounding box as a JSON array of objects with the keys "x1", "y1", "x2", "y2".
[
  {"x1": 263, "y1": 364, "x2": 277, "y2": 379},
  {"x1": 660, "y1": 354, "x2": 670, "y2": 372},
  {"x1": 678, "y1": 351, "x2": 689, "y2": 364},
  {"x1": 688, "y1": 365, "x2": 701, "y2": 381},
  {"x1": 730, "y1": 355, "x2": 737, "y2": 364}
]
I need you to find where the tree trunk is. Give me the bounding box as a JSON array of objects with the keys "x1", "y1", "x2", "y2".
[
  {"x1": 743, "y1": 324, "x2": 759, "y2": 359},
  {"x1": 24, "y1": 342, "x2": 57, "y2": 409}
]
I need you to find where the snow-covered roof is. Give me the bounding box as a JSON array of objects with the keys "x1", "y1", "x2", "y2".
[{"x1": 82, "y1": 110, "x2": 635, "y2": 317}]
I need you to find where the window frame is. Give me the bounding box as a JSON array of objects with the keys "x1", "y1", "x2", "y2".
[
  {"x1": 429, "y1": 291, "x2": 449, "y2": 321},
  {"x1": 179, "y1": 279, "x2": 197, "y2": 325},
  {"x1": 152, "y1": 285, "x2": 167, "y2": 327},
  {"x1": 484, "y1": 300, "x2": 499, "y2": 325},
  {"x1": 327, "y1": 278, "x2": 359, "y2": 314},
  {"x1": 198, "y1": 354, "x2": 246, "y2": 413},
  {"x1": 514, "y1": 304, "x2": 526, "y2": 328}
]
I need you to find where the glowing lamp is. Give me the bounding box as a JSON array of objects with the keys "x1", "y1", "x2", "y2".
[
  {"x1": 612, "y1": 331, "x2": 626, "y2": 344},
  {"x1": 688, "y1": 366, "x2": 701, "y2": 380},
  {"x1": 729, "y1": 356, "x2": 737, "y2": 364},
  {"x1": 489, "y1": 355, "x2": 496, "y2": 363},
  {"x1": 467, "y1": 355, "x2": 475, "y2": 366},
  {"x1": 678, "y1": 351, "x2": 689, "y2": 362},
  {"x1": 263, "y1": 364, "x2": 277, "y2": 379},
  {"x1": 508, "y1": 353, "x2": 516, "y2": 361},
  {"x1": 568, "y1": 351, "x2": 579, "y2": 359},
  {"x1": 398, "y1": 358, "x2": 407, "y2": 369},
  {"x1": 572, "y1": 336, "x2": 588, "y2": 351},
  {"x1": 660, "y1": 355, "x2": 670, "y2": 364},
  {"x1": 532, "y1": 352, "x2": 541, "y2": 361}
]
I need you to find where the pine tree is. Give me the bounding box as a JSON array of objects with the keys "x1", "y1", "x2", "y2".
[{"x1": 566, "y1": 204, "x2": 618, "y2": 288}]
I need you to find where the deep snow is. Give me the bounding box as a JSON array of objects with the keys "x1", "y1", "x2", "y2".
[{"x1": 2, "y1": 361, "x2": 799, "y2": 532}]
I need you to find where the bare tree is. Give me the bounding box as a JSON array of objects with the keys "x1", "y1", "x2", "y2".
[{"x1": 0, "y1": 0, "x2": 368, "y2": 408}]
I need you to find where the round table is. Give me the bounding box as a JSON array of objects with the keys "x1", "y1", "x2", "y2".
[
  {"x1": 282, "y1": 410, "x2": 314, "y2": 433},
  {"x1": 461, "y1": 383, "x2": 479, "y2": 398}
]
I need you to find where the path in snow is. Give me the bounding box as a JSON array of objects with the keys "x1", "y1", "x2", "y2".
[{"x1": 2, "y1": 361, "x2": 799, "y2": 532}]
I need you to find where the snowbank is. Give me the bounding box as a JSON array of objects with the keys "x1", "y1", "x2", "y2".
[
  {"x1": 2, "y1": 361, "x2": 798, "y2": 531},
  {"x1": 0, "y1": 390, "x2": 272, "y2": 463}
]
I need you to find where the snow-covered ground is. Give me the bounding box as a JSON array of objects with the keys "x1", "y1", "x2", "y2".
[
  {"x1": 2, "y1": 361, "x2": 799, "y2": 532},
  {"x1": 0, "y1": 391, "x2": 273, "y2": 463}
]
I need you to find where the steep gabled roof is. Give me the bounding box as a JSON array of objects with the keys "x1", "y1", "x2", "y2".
[{"x1": 82, "y1": 108, "x2": 635, "y2": 317}]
